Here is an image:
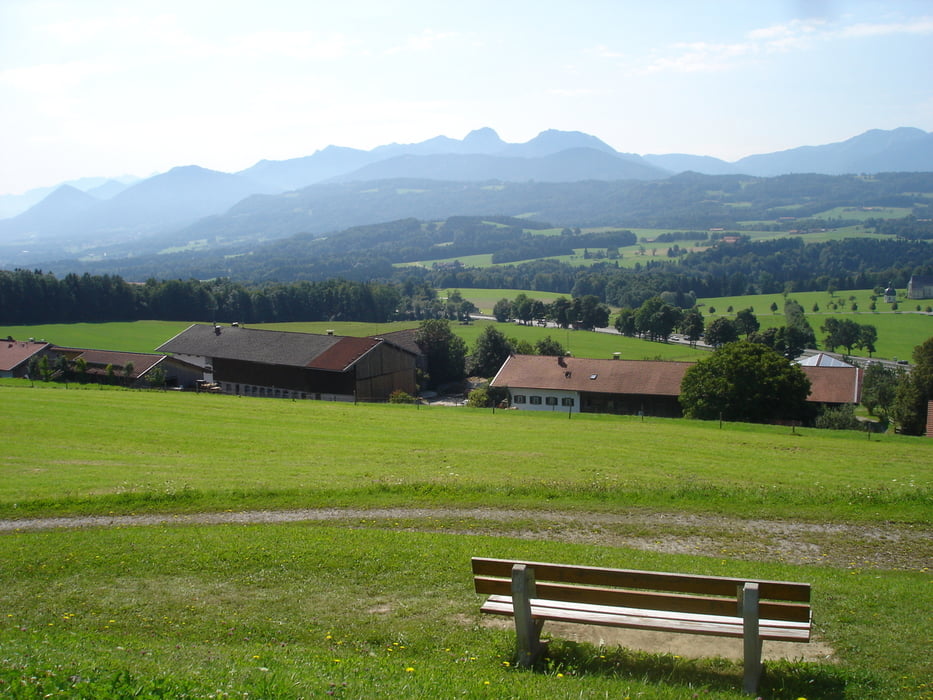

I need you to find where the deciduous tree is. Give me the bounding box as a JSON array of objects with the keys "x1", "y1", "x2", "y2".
[
  {"x1": 679, "y1": 307, "x2": 704, "y2": 347},
  {"x1": 415, "y1": 319, "x2": 467, "y2": 388},
  {"x1": 704, "y1": 317, "x2": 739, "y2": 348},
  {"x1": 679, "y1": 341, "x2": 811, "y2": 422},
  {"x1": 892, "y1": 337, "x2": 933, "y2": 434},
  {"x1": 734, "y1": 308, "x2": 760, "y2": 337},
  {"x1": 468, "y1": 325, "x2": 513, "y2": 378}
]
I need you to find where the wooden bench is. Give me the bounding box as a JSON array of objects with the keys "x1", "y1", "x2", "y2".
[{"x1": 472, "y1": 557, "x2": 812, "y2": 695}]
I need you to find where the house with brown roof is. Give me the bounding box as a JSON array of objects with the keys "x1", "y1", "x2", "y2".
[
  {"x1": 491, "y1": 355, "x2": 691, "y2": 417},
  {"x1": 0, "y1": 338, "x2": 51, "y2": 378},
  {"x1": 491, "y1": 354, "x2": 862, "y2": 419},
  {"x1": 51, "y1": 347, "x2": 203, "y2": 388},
  {"x1": 156, "y1": 323, "x2": 417, "y2": 401}
]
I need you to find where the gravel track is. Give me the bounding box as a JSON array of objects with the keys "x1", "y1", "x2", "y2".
[{"x1": 2, "y1": 507, "x2": 929, "y2": 571}]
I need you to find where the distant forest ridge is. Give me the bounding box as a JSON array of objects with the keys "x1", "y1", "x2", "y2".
[
  {"x1": 12, "y1": 170, "x2": 931, "y2": 285},
  {"x1": 3, "y1": 235, "x2": 931, "y2": 326}
]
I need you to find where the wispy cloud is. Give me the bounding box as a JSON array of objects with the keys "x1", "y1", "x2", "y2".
[
  {"x1": 634, "y1": 15, "x2": 933, "y2": 75},
  {"x1": 838, "y1": 17, "x2": 933, "y2": 38}
]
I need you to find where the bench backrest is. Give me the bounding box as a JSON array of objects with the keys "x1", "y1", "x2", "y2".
[{"x1": 472, "y1": 557, "x2": 811, "y2": 623}]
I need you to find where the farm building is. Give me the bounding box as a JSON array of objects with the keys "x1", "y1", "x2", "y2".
[
  {"x1": 157, "y1": 324, "x2": 417, "y2": 401},
  {"x1": 491, "y1": 355, "x2": 689, "y2": 417},
  {"x1": 51, "y1": 347, "x2": 203, "y2": 388},
  {"x1": 907, "y1": 275, "x2": 933, "y2": 300},
  {"x1": 0, "y1": 338, "x2": 52, "y2": 378},
  {"x1": 491, "y1": 354, "x2": 862, "y2": 418}
]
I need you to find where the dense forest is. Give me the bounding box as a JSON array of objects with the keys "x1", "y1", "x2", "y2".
[
  {"x1": 3, "y1": 235, "x2": 932, "y2": 326},
  {"x1": 0, "y1": 271, "x2": 411, "y2": 325}
]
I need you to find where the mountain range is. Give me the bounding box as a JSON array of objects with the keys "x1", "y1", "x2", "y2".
[{"x1": 1, "y1": 126, "x2": 931, "y2": 269}]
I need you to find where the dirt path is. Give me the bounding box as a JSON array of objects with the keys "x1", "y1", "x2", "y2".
[{"x1": 2, "y1": 506, "x2": 929, "y2": 571}]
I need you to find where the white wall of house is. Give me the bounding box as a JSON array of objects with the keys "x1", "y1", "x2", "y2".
[{"x1": 508, "y1": 387, "x2": 580, "y2": 413}]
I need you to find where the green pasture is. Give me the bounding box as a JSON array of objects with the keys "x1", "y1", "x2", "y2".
[
  {"x1": 0, "y1": 320, "x2": 194, "y2": 354},
  {"x1": 699, "y1": 290, "x2": 932, "y2": 361},
  {"x1": 0, "y1": 387, "x2": 931, "y2": 698},
  {"x1": 1, "y1": 386, "x2": 929, "y2": 522},
  {"x1": 439, "y1": 288, "x2": 566, "y2": 314},
  {"x1": 400, "y1": 227, "x2": 894, "y2": 272},
  {"x1": 811, "y1": 206, "x2": 913, "y2": 221}
]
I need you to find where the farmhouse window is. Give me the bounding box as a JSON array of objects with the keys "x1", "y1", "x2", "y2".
[
  {"x1": 545, "y1": 396, "x2": 558, "y2": 406},
  {"x1": 513, "y1": 394, "x2": 526, "y2": 404},
  {"x1": 529, "y1": 395, "x2": 542, "y2": 405},
  {"x1": 561, "y1": 397, "x2": 575, "y2": 407}
]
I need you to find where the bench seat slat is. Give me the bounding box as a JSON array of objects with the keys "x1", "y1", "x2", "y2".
[{"x1": 480, "y1": 595, "x2": 811, "y2": 642}]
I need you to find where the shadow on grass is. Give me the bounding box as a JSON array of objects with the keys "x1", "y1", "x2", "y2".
[{"x1": 537, "y1": 640, "x2": 858, "y2": 699}]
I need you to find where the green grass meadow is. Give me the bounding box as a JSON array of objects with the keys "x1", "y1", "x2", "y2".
[{"x1": 1, "y1": 385, "x2": 931, "y2": 698}]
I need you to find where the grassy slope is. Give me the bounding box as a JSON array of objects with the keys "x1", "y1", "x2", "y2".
[
  {"x1": 1, "y1": 523, "x2": 928, "y2": 699},
  {"x1": 0, "y1": 387, "x2": 930, "y2": 698},
  {"x1": 1, "y1": 385, "x2": 929, "y2": 522}
]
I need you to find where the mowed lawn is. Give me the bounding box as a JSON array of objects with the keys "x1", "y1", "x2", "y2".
[
  {"x1": 1, "y1": 386, "x2": 931, "y2": 698},
  {"x1": 1, "y1": 385, "x2": 930, "y2": 522}
]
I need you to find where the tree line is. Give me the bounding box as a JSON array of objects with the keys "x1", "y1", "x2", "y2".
[{"x1": 0, "y1": 269, "x2": 428, "y2": 325}]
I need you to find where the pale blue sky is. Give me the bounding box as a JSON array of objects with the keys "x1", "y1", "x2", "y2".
[{"x1": 1, "y1": 0, "x2": 931, "y2": 194}]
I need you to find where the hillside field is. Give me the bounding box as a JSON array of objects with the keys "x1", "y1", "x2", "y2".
[
  {"x1": 403, "y1": 224, "x2": 895, "y2": 271},
  {"x1": 0, "y1": 386, "x2": 930, "y2": 699}
]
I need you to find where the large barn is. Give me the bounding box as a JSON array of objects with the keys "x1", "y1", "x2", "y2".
[{"x1": 157, "y1": 324, "x2": 417, "y2": 401}]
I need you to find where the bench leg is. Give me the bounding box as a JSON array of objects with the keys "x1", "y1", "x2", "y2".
[
  {"x1": 512, "y1": 564, "x2": 544, "y2": 668},
  {"x1": 741, "y1": 582, "x2": 763, "y2": 695}
]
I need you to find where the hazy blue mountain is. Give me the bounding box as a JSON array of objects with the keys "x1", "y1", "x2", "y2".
[
  {"x1": 461, "y1": 126, "x2": 507, "y2": 153},
  {"x1": 0, "y1": 166, "x2": 274, "y2": 263},
  {"x1": 85, "y1": 179, "x2": 133, "y2": 199},
  {"x1": 4, "y1": 126, "x2": 931, "y2": 269},
  {"x1": 238, "y1": 146, "x2": 377, "y2": 192},
  {"x1": 97, "y1": 165, "x2": 273, "y2": 230},
  {"x1": 497, "y1": 129, "x2": 618, "y2": 158},
  {"x1": 732, "y1": 127, "x2": 933, "y2": 176},
  {"x1": 232, "y1": 126, "x2": 932, "y2": 194},
  {"x1": 642, "y1": 153, "x2": 738, "y2": 175},
  {"x1": 238, "y1": 129, "x2": 511, "y2": 191},
  {"x1": 0, "y1": 175, "x2": 138, "y2": 219},
  {"x1": 0, "y1": 185, "x2": 98, "y2": 236},
  {"x1": 330, "y1": 147, "x2": 668, "y2": 183},
  {"x1": 238, "y1": 128, "x2": 629, "y2": 191}
]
